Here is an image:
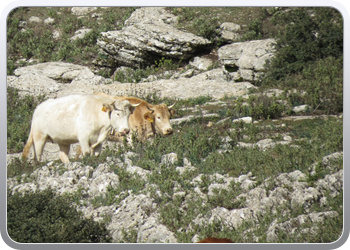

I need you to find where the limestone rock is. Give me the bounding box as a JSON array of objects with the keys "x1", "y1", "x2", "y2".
[
  {"x1": 71, "y1": 7, "x2": 97, "y2": 16},
  {"x1": 70, "y1": 28, "x2": 92, "y2": 41},
  {"x1": 218, "y1": 39, "x2": 276, "y2": 83},
  {"x1": 219, "y1": 22, "x2": 242, "y2": 43},
  {"x1": 44, "y1": 17, "x2": 55, "y2": 25},
  {"x1": 14, "y1": 62, "x2": 87, "y2": 80},
  {"x1": 292, "y1": 104, "x2": 310, "y2": 113},
  {"x1": 28, "y1": 16, "x2": 42, "y2": 23},
  {"x1": 232, "y1": 116, "x2": 253, "y2": 124},
  {"x1": 7, "y1": 74, "x2": 60, "y2": 97},
  {"x1": 125, "y1": 7, "x2": 178, "y2": 26},
  {"x1": 266, "y1": 211, "x2": 338, "y2": 242},
  {"x1": 137, "y1": 215, "x2": 178, "y2": 243},
  {"x1": 189, "y1": 56, "x2": 214, "y2": 70},
  {"x1": 107, "y1": 194, "x2": 155, "y2": 242},
  {"x1": 161, "y1": 153, "x2": 178, "y2": 165},
  {"x1": 97, "y1": 20, "x2": 211, "y2": 68}
]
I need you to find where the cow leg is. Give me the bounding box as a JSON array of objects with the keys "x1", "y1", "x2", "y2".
[
  {"x1": 79, "y1": 140, "x2": 91, "y2": 157},
  {"x1": 91, "y1": 129, "x2": 109, "y2": 150},
  {"x1": 58, "y1": 144, "x2": 70, "y2": 163},
  {"x1": 92, "y1": 143, "x2": 103, "y2": 157},
  {"x1": 32, "y1": 132, "x2": 47, "y2": 162},
  {"x1": 90, "y1": 129, "x2": 110, "y2": 156}
]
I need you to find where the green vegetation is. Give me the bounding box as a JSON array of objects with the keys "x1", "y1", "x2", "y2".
[
  {"x1": 265, "y1": 8, "x2": 343, "y2": 80},
  {"x1": 261, "y1": 8, "x2": 343, "y2": 114},
  {"x1": 7, "y1": 87, "x2": 46, "y2": 154},
  {"x1": 114, "y1": 58, "x2": 185, "y2": 83},
  {"x1": 7, "y1": 189, "x2": 112, "y2": 243},
  {"x1": 7, "y1": 7, "x2": 137, "y2": 74}
]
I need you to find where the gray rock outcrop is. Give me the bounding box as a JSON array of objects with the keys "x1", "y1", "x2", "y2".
[
  {"x1": 190, "y1": 167, "x2": 342, "y2": 242},
  {"x1": 96, "y1": 20, "x2": 211, "y2": 68},
  {"x1": 8, "y1": 62, "x2": 255, "y2": 100},
  {"x1": 70, "y1": 28, "x2": 93, "y2": 41},
  {"x1": 7, "y1": 150, "x2": 342, "y2": 243},
  {"x1": 71, "y1": 7, "x2": 98, "y2": 16},
  {"x1": 125, "y1": 7, "x2": 178, "y2": 27},
  {"x1": 218, "y1": 38, "x2": 276, "y2": 83},
  {"x1": 219, "y1": 22, "x2": 242, "y2": 43}
]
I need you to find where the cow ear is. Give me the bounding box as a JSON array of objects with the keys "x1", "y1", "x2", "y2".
[
  {"x1": 129, "y1": 106, "x2": 136, "y2": 114},
  {"x1": 102, "y1": 103, "x2": 113, "y2": 112},
  {"x1": 144, "y1": 112, "x2": 154, "y2": 123},
  {"x1": 169, "y1": 109, "x2": 176, "y2": 117}
]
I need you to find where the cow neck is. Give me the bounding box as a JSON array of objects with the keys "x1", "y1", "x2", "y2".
[
  {"x1": 150, "y1": 120, "x2": 157, "y2": 136},
  {"x1": 107, "y1": 110, "x2": 113, "y2": 132}
]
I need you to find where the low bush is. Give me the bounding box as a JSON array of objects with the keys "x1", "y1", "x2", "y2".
[
  {"x1": 113, "y1": 58, "x2": 185, "y2": 83},
  {"x1": 7, "y1": 189, "x2": 112, "y2": 243},
  {"x1": 264, "y1": 7, "x2": 343, "y2": 81},
  {"x1": 241, "y1": 18, "x2": 263, "y2": 41},
  {"x1": 248, "y1": 94, "x2": 285, "y2": 120}
]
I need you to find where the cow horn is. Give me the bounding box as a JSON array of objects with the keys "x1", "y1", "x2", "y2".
[
  {"x1": 146, "y1": 105, "x2": 155, "y2": 111},
  {"x1": 168, "y1": 102, "x2": 176, "y2": 109},
  {"x1": 131, "y1": 101, "x2": 143, "y2": 107}
]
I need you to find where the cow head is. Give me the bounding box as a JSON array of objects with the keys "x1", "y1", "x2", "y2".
[
  {"x1": 103, "y1": 100, "x2": 142, "y2": 135},
  {"x1": 144, "y1": 102, "x2": 176, "y2": 136}
]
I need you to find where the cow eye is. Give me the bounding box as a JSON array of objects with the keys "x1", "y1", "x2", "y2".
[{"x1": 157, "y1": 116, "x2": 161, "y2": 120}]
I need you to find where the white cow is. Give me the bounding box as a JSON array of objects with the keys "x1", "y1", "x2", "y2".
[{"x1": 22, "y1": 94, "x2": 141, "y2": 163}]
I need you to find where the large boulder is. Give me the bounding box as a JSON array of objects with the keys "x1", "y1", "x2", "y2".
[
  {"x1": 125, "y1": 7, "x2": 178, "y2": 27},
  {"x1": 8, "y1": 62, "x2": 111, "y2": 98},
  {"x1": 96, "y1": 20, "x2": 211, "y2": 68},
  {"x1": 218, "y1": 38, "x2": 276, "y2": 83}
]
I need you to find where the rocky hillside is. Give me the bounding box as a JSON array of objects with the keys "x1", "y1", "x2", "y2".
[{"x1": 7, "y1": 7, "x2": 343, "y2": 243}]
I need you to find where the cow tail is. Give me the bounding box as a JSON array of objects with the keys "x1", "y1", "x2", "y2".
[{"x1": 22, "y1": 127, "x2": 33, "y2": 159}]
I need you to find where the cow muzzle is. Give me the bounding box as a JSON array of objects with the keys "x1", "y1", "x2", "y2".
[
  {"x1": 118, "y1": 128, "x2": 130, "y2": 136},
  {"x1": 163, "y1": 128, "x2": 173, "y2": 135}
]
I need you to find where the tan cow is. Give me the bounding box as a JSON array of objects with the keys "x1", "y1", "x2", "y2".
[
  {"x1": 196, "y1": 237, "x2": 234, "y2": 243},
  {"x1": 22, "y1": 94, "x2": 140, "y2": 163},
  {"x1": 94, "y1": 93, "x2": 176, "y2": 141}
]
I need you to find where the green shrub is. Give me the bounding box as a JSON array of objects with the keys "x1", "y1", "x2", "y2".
[
  {"x1": 7, "y1": 157, "x2": 47, "y2": 179},
  {"x1": 192, "y1": 17, "x2": 220, "y2": 41},
  {"x1": 7, "y1": 189, "x2": 112, "y2": 243},
  {"x1": 248, "y1": 94, "x2": 285, "y2": 120},
  {"x1": 300, "y1": 57, "x2": 343, "y2": 114},
  {"x1": 264, "y1": 7, "x2": 343, "y2": 81},
  {"x1": 207, "y1": 183, "x2": 246, "y2": 210},
  {"x1": 241, "y1": 18, "x2": 263, "y2": 41},
  {"x1": 113, "y1": 58, "x2": 184, "y2": 83},
  {"x1": 273, "y1": 57, "x2": 343, "y2": 114}
]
